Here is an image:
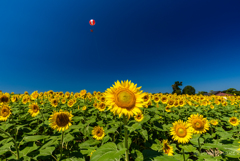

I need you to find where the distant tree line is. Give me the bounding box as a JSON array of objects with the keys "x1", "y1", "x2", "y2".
[{"x1": 155, "y1": 81, "x2": 240, "y2": 96}]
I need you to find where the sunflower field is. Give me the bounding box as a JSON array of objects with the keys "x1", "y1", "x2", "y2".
[{"x1": 0, "y1": 80, "x2": 240, "y2": 161}]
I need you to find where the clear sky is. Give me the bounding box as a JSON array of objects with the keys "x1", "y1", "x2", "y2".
[{"x1": 0, "y1": 0, "x2": 240, "y2": 94}]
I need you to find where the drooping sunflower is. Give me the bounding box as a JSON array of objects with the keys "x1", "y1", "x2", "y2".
[
  {"x1": 98, "y1": 102, "x2": 106, "y2": 112},
  {"x1": 210, "y1": 120, "x2": 218, "y2": 126},
  {"x1": 31, "y1": 91, "x2": 39, "y2": 100},
  {"x1": 162, "y1": 140, "x2": 174, "y2": 156},
  {"x1": 22, "y1": 96, "x2": 29, "y2": 104},
  {"x1": 188, "y1": 114, "x2": 209, "y2": 134},
  {"x1": 210, "y1": 105, "x2": 214, "y2": 109},
  {"x1": 11, "y1": 95, "x2": 18, "y2": 103},
  {"x1": 229, "y1": 117, "x2": 239, "y2": 126},
  {"x1": 134, "y1": 113, "x2": 144, "y2": 122},
  {"x1": 49, "y1": 110, "x2": 73, "y2": 132},
  {"x1": 80, "y1": 89, "x2": 87, "y2": 96},
  {"x1": 170, "y1": 120, "x2": 193, "y2": 144},
  {"x1": 165, "y1": 105, "x2": 171, "y2": 112},
  {"x1": 0, "y1": 104, "x2": 11, "y2": 121},
  {"x1": 51, "y1": 99, "x2": 58, "y2": 108},
  {"x1": 28, "y1": 103, "x2": 40, "y2": 117},
  {"x1": 105, "y1": 80, "x2": 145, "y2": 119},
  {"x1": 82, "y1": 106, "x2": 87, "y2": 111},
  {"x1": 92, "y1": 126, "x2": 105, "y2": 140}
]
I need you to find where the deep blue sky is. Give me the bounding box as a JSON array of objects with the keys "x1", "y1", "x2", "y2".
[{"x1": 1, "y1": 0, "x2": 240, "y2": 94}]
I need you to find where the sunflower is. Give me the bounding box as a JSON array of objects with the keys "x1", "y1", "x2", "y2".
[
  {"x1": 105, "y1": 80, "x2": 145, "y2": 119},
  {"x1": 81, "y1": 106, "x2": 87, "y2": 111},
  {"x1": 168, "y1": 99, "x2": 175, "y2": 107},
  {"x1": 162, "y1": 140, "x2": 174, "y2": 156},
  {"x1": 93, "y1": 102, "x2": 98, "y2": 108},
  {"x1": 153, "y1": 94, "x2": 161, "y2": 107},
  {"x1": 98, "y1": 102, "x2": 106, "y2": 112},
  {"x1": 210, "y1": 120, "x2": 218, "y2": 126},
  {"x1": 0, "y1": 104, "x2": 11, "y2": 121},
  {"x1": 92, "y1": 126, "x2": 105, "y2": 140},
  {"x1": 31, "y1": 91, "x2": 39, "y2": 100},
  {"x1": 51, "y1": 99, "x2": 58, "y2": 108},
  {"x1": 49, "y1": 110, "x2": 73, "y2": 132},
  {"x1": 170, "y1": 120, "x2": 193, "y2": 144},
  {"x1": 165, "y1": 105, "x2": 171, "y2": 112},
  {"x1": 134, "y1": 113, "x2": 144, "y2": 122},
  {"x1": 0, "y1": 94, "x2": 10, "y2": 104},
  {"x1": 80, "y1": 89, "x2": 87, "y2": 96},
  {"x1": 229, "y1": 117, "x2": 239, "y2": 126},
  {"x1": 161, "y1": 96, "x2": 168, "y2": 104},
  {"x1": 173, "y1": 100, "x2": 179, "y2": 107},
  {"x1": 22, "y1": 96, "x2": 29, "y2": 104},
  {"x1": 179, "y1": 99, "x2": 185, "y2": 107},
  {"x1": 210, "y1": 105, "x2": 214, "y2": 109},
  {"x1": 100, "y1": 96, "x2": 106, "y2": 103},
  {"x1": 67, "y1": 99, "x2": 74, "y2": 107},
  {"x1": 28, "y1": 103, "x2": 40, "y2": 117},
  {"x1": 188, "y1": 114, "x2": 209, "y2": 134},
  {"x1": 142, "y1": 93, "x2": 151, "y2": 104},
  {"x1": 11, "y1": 95, "x2": 18, "y2": 102},
  {"x1": 61, "y1": 98, "x2": 66, "y2": 104}
]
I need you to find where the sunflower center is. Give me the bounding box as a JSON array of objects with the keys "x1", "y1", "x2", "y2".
[
  {"x1": 1, "y1": 96, "x2": 9, "y2": 103},
  {"x1": 2, "y1": 108, "x2": 9, "y2": 117},
  {"x1": 164, "y1": 143, "x2": 170, "y2": 153},
  {"x1": 115, "y1": 89, "x2": 136, "y2": 109},
  {"x1": 96, "y1": 130, "x2": 103, "y2": 136},
  {"x1": 193, "y1": 119, "x2": 204, "y2": 129},
  {"x1": 177, "y1": 127, "x2": 187, "y2": 137},
  {"x1": 231, "y1": 119, "x2": 237, "y2": 124},
  {"x1": 33, "y1": 105, "x2": 39, "y2": 113},
  {"x1": 56, "y1": 113, "x2": 70, "y2": 127}
]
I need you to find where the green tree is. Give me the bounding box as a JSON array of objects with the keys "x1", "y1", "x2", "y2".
[
  {"x1": 225, "y1": 88, "x2": 237, "y2": 95},
  {"x1": 172, "y1": 81, "x2": 182, "y2": 95},
  {"x1": 197, "y1": 91, "x2": 208, "y2": 95},
  {"x1": 182, "y1": 86, "x2": 196, "y2": 95}
]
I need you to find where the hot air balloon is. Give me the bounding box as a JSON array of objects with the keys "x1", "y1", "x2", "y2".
[{"x1": 89, "y1": 19, "x2": 95, "y2": 26}]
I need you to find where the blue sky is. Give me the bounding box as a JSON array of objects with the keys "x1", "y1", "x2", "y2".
[{"x1": 0, "y1": 0, "x2": 240, "y2": 94}]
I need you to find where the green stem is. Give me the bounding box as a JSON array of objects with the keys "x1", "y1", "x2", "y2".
[
  {"x1": 123, "y1": 115, "x2": 129, "y2": 161},
  {"x1": 198, "y1": 136, "x2": 201, "y2": 152},
  {"x1": 0, "y1": 128, "x2": 19, "y2": 160},
  {"x1": 182, "y1": 147, "x2": 186, "y2": 161},
  {"x1": 40, "y1": 107, "x2": 45, "y2": 122},
  {"x1": 59, "y1": 131, "x2": 65, "y2": 161}
]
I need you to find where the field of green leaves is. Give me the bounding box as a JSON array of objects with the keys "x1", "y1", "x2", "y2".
[{"x1": 0, "y1": 81, "x2": 240, "y2": 161}]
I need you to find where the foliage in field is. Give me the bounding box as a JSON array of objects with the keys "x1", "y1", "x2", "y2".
[{"x1": 0, "y1": 81, "x2": 240, "y2": 161}]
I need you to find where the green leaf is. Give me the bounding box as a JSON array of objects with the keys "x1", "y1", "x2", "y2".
[
  {"x1": 62, "y1": 157, "x2": 85, "y2": 161},
  {"x1": 102, "y1": 135, "x2": 111, "y2": 144},
  {"x1": 142, "y1": 149, "x2": 163, "y2": 161},
  {"x1": 0, "y1": 142, "x2": 14, "y2": 155},
  {"x1": 140, "y1": 129, "x2": 148, "y2": 141},
  {"x1": 64, "y1": 133, "x2": 75, "y2": 143},
  {"x1": 20, "y1": 142, "x2": 38, "y2": 158},
  {"x1": 153, "y1": 155, "x2": 179, "y2": 161},
  {"x1": 135, "y1": 150, "x2": 143, "y2": 161},
  {"x1": 141, "y1": 114, "x2": 151, "y2": 124},
  {"x1": 125, "y1": 123, "x2": 142, "y2": 133},
  {"x1": 91, "y1": 142, "x2": 126, "y2": 161},
  {"x1": 190, "y1": 134, "x2": 204, "y2": 145},
  {"x1": 38, "y1": 146, "x2": 56, "y2": 157},
  {"x1": 24, "y1": 135, "x2": 49, "y2": 143},
  {"x1": 0, "y1": 123, "x2": 14, "y2": 131},
  {"x1": 105, "y1": 127, "x2": 118, "y2": 135},
  {"x1": 78, "y1": 139, "x2": 101, "y2": 149},
  {"x1": 179, "y1": 145, "x2": 197, "y2": 153}
]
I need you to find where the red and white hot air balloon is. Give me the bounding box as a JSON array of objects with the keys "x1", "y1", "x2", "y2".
[{"x1": 89, "y1": 19, "x2": 95, "y2": 26}]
